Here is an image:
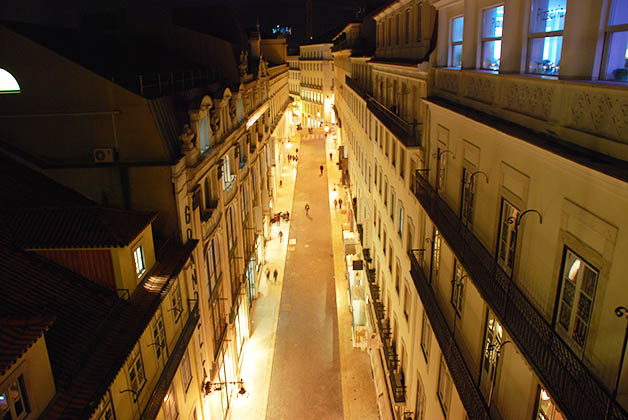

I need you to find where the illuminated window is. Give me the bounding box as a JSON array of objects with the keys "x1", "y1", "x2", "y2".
[
  {"x1": 133, "y1": 245, "x2": 145, "y2": 277},
  {"x1": 482, "y1": 310, "x2": 502, "y2": 381},
  {"x1": 603, "y1": 0, "x2": 628, "y2": 81},
  {"x1": 451, "y1": 260, "x2": 466, "y2": 317},
  {"x1": 481, "y1": 5, "x2": 504, "y2": 70},
  {"x1": 198, "y1": 115, "x2": 210, "y2": 153},
  {"x1": 527, "y1": 0, "x2": 565, "y2": 75},
  {"x1": 0, "y1": 375, "x2": 29, "y2": 420},
  {"x1": 535, "y1": 387, "x2": 565, "y2": 420},
  {"x1": 0, "y1": 68, "x2": 20, "y2": 94},
  {"x1": 450, "y1": 16, "x2": 464, "y2": 67},
  {"x1": 556, "y1": 248, "x2": 598, "y2": 351}
]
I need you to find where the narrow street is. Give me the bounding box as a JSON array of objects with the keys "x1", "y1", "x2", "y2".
[{"x1": 229, "y1": 128, "x2": 378, "y2": 420}]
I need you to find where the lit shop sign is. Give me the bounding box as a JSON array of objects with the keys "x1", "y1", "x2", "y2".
[
  {"x1": 536, "y1": 6, "x2": 565, "y2": 22},
  {"x1": 246, "y1": 102, "x2": 269, "y2": 128}
]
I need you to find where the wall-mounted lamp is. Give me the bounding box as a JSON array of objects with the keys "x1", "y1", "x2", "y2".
[
  {"x1": 507, "y1": 209, "x2": 543, "y2": 232},
  {"x1": 203, "y1": 380, "x2": 246, "y2": 396}
]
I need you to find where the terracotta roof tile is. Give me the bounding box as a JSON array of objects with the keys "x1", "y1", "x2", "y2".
[{"x1": 0, "y1": 317, "x2": 55, "y2": 376}]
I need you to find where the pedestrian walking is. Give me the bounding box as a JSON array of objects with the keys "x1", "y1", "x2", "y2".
[
  {"x1": 305, "y1": 203, "x2": 310, "y2": 216},
  {"x1": 329, "y1": 152, "x2": 332, "y2": 160},
  {"x1": 266, "y1": 268, "x2": 270, "y2": 281},
  {"x1": 273, "y1": 269, "x2": 278, "y2": 283},
  {"x1": 278, "y1": 230, "x2": 283, "y2": 241},
  {"x1": 319, "y1": 164, "x2": 324, "y2": 175},
  {"x1": 339, "y1": 198, "x2": 343, "y2": 209},
  {"x1": 334, "y1": 198, "x2": 338, "y2": 209}
]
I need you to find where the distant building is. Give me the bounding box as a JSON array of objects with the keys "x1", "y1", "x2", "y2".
[{"x1": 334, "y1": 1, "x2": 628, "y2": 420}]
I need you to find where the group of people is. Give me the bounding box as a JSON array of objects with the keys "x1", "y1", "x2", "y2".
[{"x1": 288, "y1": 154, "x2": 299, "y2": 163}]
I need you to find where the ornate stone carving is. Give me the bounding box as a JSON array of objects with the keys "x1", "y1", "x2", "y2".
[
  {"x1": 239, "y1": 50, "x2": 249, "y2": 77},
  {"x1": 501, "y1": 81, "x2": 553, "y2": 120},
  {"x1": 229, "y1": 98, "x2": 236, "y2": 121},
  {"x1": 568, "y1": 90, "x2": 628, "y2": 143},
  {"x1": 435, "y1": 71, "x2": 460, "y2": 94},
  {"x1": 210, "y1": 107, "x2": 221, "y2": 132},
  {"x1": 179, "y1": 124, "x2": 196, "y2": 151},
  {"x1": 463, "y1": 74, "x2": 496, "y2": 104}
]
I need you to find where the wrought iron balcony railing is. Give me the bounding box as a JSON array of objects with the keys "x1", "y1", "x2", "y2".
[
  {"x1": 412, "y1": 173, "x2": 628, "y2": 420},
  {"x1": 344, "y1": 76, "x2": 421, "y2": 148},
  {"x1": 408, "y1": 252, "x2": 492, "y2": 420}
]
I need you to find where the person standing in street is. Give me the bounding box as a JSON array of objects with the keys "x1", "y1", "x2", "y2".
[
  {"x1": 273, "y1": 269, "x2": 278, "y2": 283},
  {"x1": 319, "y1": 164, "x2": 324, "y2": 175},
  {"x1": 329, "y1": 152, "x2": 332, "y2": 160},
  {"x1": 305, "y1": 203, "x2": 310, "y2": 216},
  {"x1": 279, "y1": 230, "x2": 283, "y2": 242},
  {"x1": 339, "y1": 198, "x2": 343, "y2": 209}
]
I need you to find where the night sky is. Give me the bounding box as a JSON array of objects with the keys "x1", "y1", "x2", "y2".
[{"x1": 0, "y1": 0, "x2": 387, "y2": 47}]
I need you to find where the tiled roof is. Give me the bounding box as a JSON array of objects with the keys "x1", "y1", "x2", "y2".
[
  {"x1": 0, "y1": 316, "x2": 55, "y2": 376},
  {"x1": 43, "y1": 239, "x2": 198, "y2": 420},
  {"x1": 4, "y1": 207, "x2": 157, "y2": 248}
]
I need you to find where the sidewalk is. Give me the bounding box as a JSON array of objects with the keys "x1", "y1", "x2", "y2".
[
  {"x1": 325, "y1": 131, "x2": 379, "y2": 420},
  {"x1": 228, "y1": 133, "x2": 300, "y2": 420}
]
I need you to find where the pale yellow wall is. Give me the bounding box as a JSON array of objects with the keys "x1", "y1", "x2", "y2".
[
  {"x1": 0, "y1": 336, "x2": 55, "y2": 419},
  {"x1": 111, "y1": 225, "x2": 156, "y2": 293}
]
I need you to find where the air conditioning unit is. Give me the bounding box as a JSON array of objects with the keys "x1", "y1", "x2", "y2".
[{"x1": 93, "y1": 148, "x2": 114, "y2": 163}]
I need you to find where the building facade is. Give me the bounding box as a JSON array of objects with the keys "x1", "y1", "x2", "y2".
[
  {"x1": 333, "y1": 1, "x2": 628, "y2": 420},
  {"x1": 297, "y1": 42, "x2": 335, "y2": 127},
  {"x1": 0, "y1": 9, "x2": 289, "y2": 420}
]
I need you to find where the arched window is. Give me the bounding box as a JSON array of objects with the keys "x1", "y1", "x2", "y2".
[{"x1": 0, "y1": 68, "x2": 20, "y2": 94}]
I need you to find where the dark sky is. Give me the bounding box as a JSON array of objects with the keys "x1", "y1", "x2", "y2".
[{"x1": 0, "y1": 0, "x2": 386, "y2": 47}]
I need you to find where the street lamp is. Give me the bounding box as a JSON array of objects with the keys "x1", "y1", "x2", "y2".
[{"x1": 605, "y1": 306, "x2": 628, "y2": 420}]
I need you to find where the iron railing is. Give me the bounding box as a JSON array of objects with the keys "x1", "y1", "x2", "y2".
[
  {"x1": 141, "y1": 304, "x2": 199, "y2": 419},
  {"x1": 408, "y1": 251, "x2": 492, "y2": 420},
  {"x1": 344, "y1": 76, "x2": 422, "y2": 148},
  {"x1": 412, "y1": 172, "x2": 628, "y2": 420},
  {"x1": 112, "y1": 69, "x2": 218, "y2": 99}
]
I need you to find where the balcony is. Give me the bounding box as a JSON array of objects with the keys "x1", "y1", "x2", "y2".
[
  {"x1": 408, "y1": 251, "x2": 492, "y2": 420},
  {"x1": 141, "y1": 304, "x2": 199, "y2": 419},
  {"x1": 345, "y1": 76, "x2": 422, "y2": 148},
  {"x1": 411, "y1": 173, "x2": 627, "y2": 420}
]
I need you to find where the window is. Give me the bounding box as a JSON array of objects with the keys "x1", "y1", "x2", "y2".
[
  {"x1": 198, "y1": 115, "x2": 210, "y2": 153},
  {"x1": 94, "y1": 391, "x2": 115, "y2": 420},
  {"x1": 133, "y1": 245, "x2": 145, "y2": 277},
  {"x1": 437, "y1": 356, "x2": 452, "y2": 417},
  {"x1": 420, "y1": 311, "x2": 431, "y2": 361},
  {"x1": 405, "y1": 9, "x2": 410, "y2": 43},
  {"x1": 181, "y1": 350, "x2": 193, "y2": 392},
  {"x1": 482, "y1": 310, "x2": 502, "y2": 381},
  {"x1": 416, "y1": 4, "x2": 423, "y2": 41},
  {"x1": 406, "y1": 218, "x2": 414, "y2": 253},
  {"x1": 171, "y1": 281, "x2": 183, "y2": 323},
  {"x1": 0, "y1": 68, "x2": 21, "y2": 94},
  {"x1": 0, "y1": 375, "x2": 29, "y2": 420},
  {"x1": 378, "y1": 167, "x2": 383, "y2": 194},
  {"x1": 432, "y1": 228, "x2": 442, "y2": 282},
  {"x1": 399, "y1": 148, "x2": 406, "y2": 179},
  {"x1": 450, "y1": 16, "x2": 464, "y2": 67},
  {"x1": 460, "y1": 168, "x2": 476, "y2": 227},
  {"x1": 437, "y1": 147, "x2": 448, "y2": 192},
  {"x1": 535, "y1": 387, "x2": 565, "y2": 420},
  {"x1": 403, "y1": 283, "x2": 412, "y2": 319},
  {"x1": 127, "y1": 344, "x2": 146, "y2": 396},
  {"x1": 414, "y1": 377, "x2": 425, "y2": 420},
  {"x1": 163, "y1": 386, "x2": 179, "y2": 420},
  {"x1": 226, "y1": 206, "x2": 236, "y2": 252},
  {"x1": 390, "y1": 189, "x2": 396, "y2": 219},
  {"x1": 527, "y1": 0, "x2": 565, "y2": 75},
  {"x1": 556, "y1": 248, "x2": 598, "y2": 351},
  {"x1": 397, "y1": 203, "x2": 404, "y2": 238},
  {"x1": 385, "y1": 132, "x2": 390, "y2": 157},
  {"x1": 152, "y1": 310, "x2": 167, "y2": 360},
  {"x1": 221, "y1": 155, "x2": 234, "y2": 190},
  {"x1": 451, "y1": 260, "x2": 466, "y2": 317},
  {"x1": 388, "y1": 244, "x2": 393, "y2": 272},
  {"x1": 206, "y1": 238, "x2": 222, "y2": 294},
  {"x1": 391, "y1": 141, "x2": 397, "y2": 167},
  {"x1": 384, "y1": 179, "x2": 388, "y2": 207},
  {"x1": 395, "y1": 261, "x2": 401, "y2": 292},
  {"x1": 481, "y1": 5, "x2": 504, "y2": 70},
  {"x1": 603, "y1": 0, "x2": 628, "y2": 81},
  {"x1": 497, "y1": 199, "x2": 520, "y2": 275}
]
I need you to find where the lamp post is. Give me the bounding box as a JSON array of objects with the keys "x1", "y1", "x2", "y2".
[
  {"x1": 488, "y1": 340, "x2": 512, "y2": 409},
  {"x1": 606, "y1": 306, "x2": 628, "y2": 420}
]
